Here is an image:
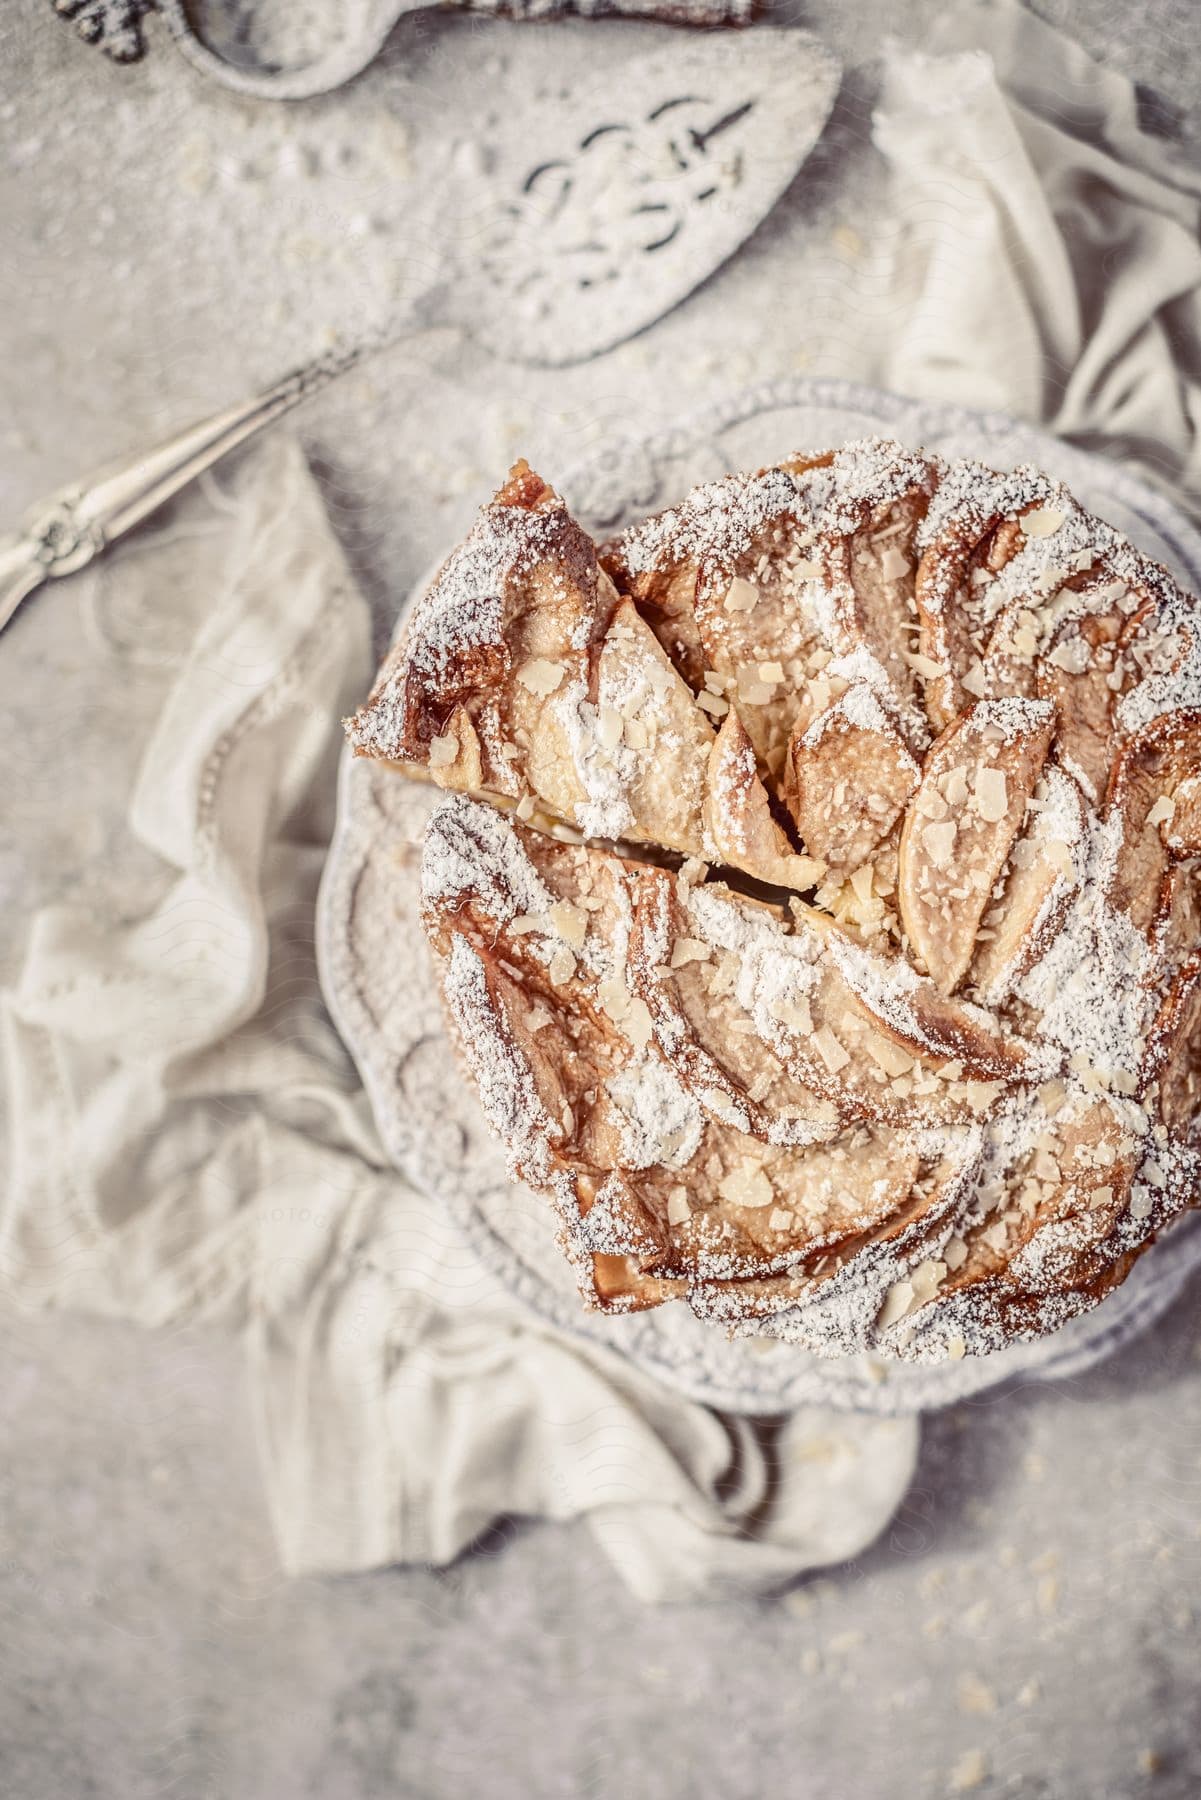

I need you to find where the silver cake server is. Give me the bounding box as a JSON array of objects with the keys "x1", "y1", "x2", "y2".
[
  {"x1": 420, "y1": 31, "x2": 842, "y2": 364},
  {"x1": 0, "y1": 341, "x2": 369, "y2": 636}
]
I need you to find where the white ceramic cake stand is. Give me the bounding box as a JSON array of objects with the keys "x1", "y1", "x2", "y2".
[{"x1": 317, "y1": 378, "x2": 1201, "y2": 1416}]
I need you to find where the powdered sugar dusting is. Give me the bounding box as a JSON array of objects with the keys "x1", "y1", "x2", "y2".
[{"x1": 382, "y1": 433, "x2": 1201, "y2": 1367}]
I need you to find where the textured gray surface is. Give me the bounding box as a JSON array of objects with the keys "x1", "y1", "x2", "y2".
[{"x1": 3, "y1": 2, "x2": 1201, "y2": 1797}]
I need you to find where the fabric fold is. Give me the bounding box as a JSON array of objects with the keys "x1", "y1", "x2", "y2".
[{"x1": 2, "y1": 434, "x2": 917, "y2": 1601}]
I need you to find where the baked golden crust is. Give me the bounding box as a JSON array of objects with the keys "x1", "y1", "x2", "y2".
[{"x1": 349, "y1": 440, "x2": 1201, "y2": 1361}]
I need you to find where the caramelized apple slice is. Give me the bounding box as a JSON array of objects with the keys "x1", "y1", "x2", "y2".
[
  {"x1": 808, "y1": 907, "x2": 1055, "y2": 1083},
  {"x1": 583, "y1": 596, "x2": 717, "y2": 851},
  {"x1": 1144, "y1": 950, "x2": 1201, "y2": 1134},
  {"x1": 646, "y1": 1131, "x2": 923, "y2": 1280},
  {"x1": 783, "y1": 682, "x2": 919, "y2": 869},
  {"x1": 628, "y1": 871, "x2": 980, "y2": 1132},
  {"x1": 971, "y1": 765, "x2": 1085, "y2": 1003},
  {"x1": 1105, "y1": 708, "x2": 1201, "y2": 935},
  {"x1": 1037, "y1": 589, "x2": 1133, "y2": 801},
  {"x1": 589, "y1": 1253, "x2": 685, "y2": 1313},
  {"x1": 881, "y1": 1098, "x2": 1143, "y2": 1353},
  {"x1": 898, "y1": 698, "x2": 1055, "y2": 994},
  {"x1": 822, "y1": 487, "x2": 933, "y2": 740},
  {"x1": 914, "y1": 466, "x2": 1069, "y2": 732},
  {"x1": 704, "y1": 708, "x2": 825, "y2": 892},
  {"x1": 426, "y1": 702, "x2": 485, "y2": 793}
]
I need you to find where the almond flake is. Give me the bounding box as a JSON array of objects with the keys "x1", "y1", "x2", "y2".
[
  {"x1": 794, "y1": 556, "x2": 823, "y2": 580},
  {"x1": 697, "y1": 690, "x2": 730, "y2": 718},
  {"x1": 624, "y1": 718, "x2": 649, "y2": 751},
  {"x1": 903, "y1": 651, "x2": 949, "y2": 680},
  {"x1": 949, "y1": 1748, "x2": 988, "y2": 1792},
  {"x1": 758, "y1": 660, "x2": 785, "y2": 684},
  {"x1": 961, "y1": 660, "x2": 988, "y2": 698},
  {"x1": 768, "y1": 1207, "x2": 795, "y2": 1233},
  {"x1": 974, "y1": 766, "x2": 1008, "y2": 823},
  {"x1": 944, "y1": 1236, "x2": 968, "y2": 1271},
  {"x1": 1047, "y1": 635, "x2": 1092, "y2": 673},
  {"x1": 428, "y1": 732, "x2": 458, "y2": 768},
  {"x1": 723, "y1": 576, "x2": 759, "y2": 613},
  {"x1": 547, "y1": 945, "x2": 577, "y2": 986},
  {"x1": 701, "y1": 1088, "x2": 745, "y2": 1128},
  {"x1": 944, "y1": 765, "x2": 970, "y2": 807},
  {"x1": 719, "y1": 1159, "x2": 774, "y2": 1209},
  {"x1": 879, "y1": 544, "x2": 911, "y2": 581},
  {"x1": 878, "y1": 1281, "x2": 915, "y2": 1329},
  {"x1": 670, "y1": 937, "x2": 712, "y2": 969},
  {"x1": 771, "y1": 994, "x2": 814, "y2": 1035},
  {"x1": 598, "y1": 976, "x2": 631, "y2": 1020},
  {"x1": 1038, "y1": 1079, "x2": 1067, "y2": 1114},
  {"x1": 788, "y1": 855, "x2": 829, "y2": 889},
  {"x1": 517, "y1": 657, "x2": 565, "y2": 696},
  {"x1": 849, "y1": 864, "x2": 875, "y2": 905},
  {"x1": 865, "y1": 1036, "x2": 913, "y2": 1078},
  {"x1": 666, "y1": 1187, "x2": 691, "y2": 1226},
  {"x1": 515, "y1": 793, "x2": 536, "y2": 821},
  {"x1": 1147, "y1": 794, "x2": 1175, "y2": 827},
  {"x1": 964, "y1": 1080, "x2": 1002, "y2": 1112},
  {"x1": 922, "y1": 820, "x2": 957, "y2": 868},
  {"x1": 1020, "y1": 506, "x2": 1064, "y2": 539},
  {"x1": 595, "y1": 705, "x2": 623, "y2": 750},
  {"x1": 509, "y1": 912, "x2": 547, "y2": 936},
  {"x1": 911, "y1": 1258, "x2": 947, "y2": 1299},
  {"x1": 624, "y1": 996, "x2": 654, "y2": 1049},
  {"x1": 813, "y1": 1026, "x2": 851, "y2": 1074},
  {"x1": 549, "y1": 902, "x2": 587, "y2": 948}
]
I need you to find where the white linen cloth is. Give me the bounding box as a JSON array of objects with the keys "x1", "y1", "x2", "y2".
[{"x1": 5, "y1": 0, "x2": 1201, "y2": 1601}]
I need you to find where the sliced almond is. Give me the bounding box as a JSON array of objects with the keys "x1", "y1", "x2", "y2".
[
  {"x1": 723, "y1": 576, "x2": 760, "y2": 613},
  {"x1": 517, "y1": 657, "x2": 566, "y2": 696}
]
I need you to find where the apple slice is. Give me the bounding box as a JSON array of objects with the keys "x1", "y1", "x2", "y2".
[
  {"x1": 1144, "y1": 950, "x2": 1201, "y2": 1134},
  {"x1": 822, "y1": 486, "x2": 933, "y2": 742},
  {"x1": 914, "y1": 468, "x2": 1067, "y2": 732},
  {"x1": 897, "y1": 698, "x2": 1056, "y2": 994},
  {"x1": 881, "y1": 1097, "x2": 1142, "y2": 1353},
  {"x1": 704, "y1": 708, "x2": 825, "y2": 892},
  {"x1": 1105, "y1": 707, "x2": 1201, "y2": 935},
  {"x1": 1036, "y1": 597, "x2": 1130, "y2": 802},
  {"x1": 629, "y1": 869, "x2": 983, "y2": 1133},
  {"x1": 783, "y1": 682, "x2": 919, "y2": 869},
  {"x1": 970, "y1": 765, "x2": 1085, "y2": 1003},
  {"x1": 808, "y1": 906, "x2": 1055, "y2": 1084}
]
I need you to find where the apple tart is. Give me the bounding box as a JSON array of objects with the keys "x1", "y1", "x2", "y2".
[{"x1": 345, "y1": 441, "x2": 1201, "y2": 1361}]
